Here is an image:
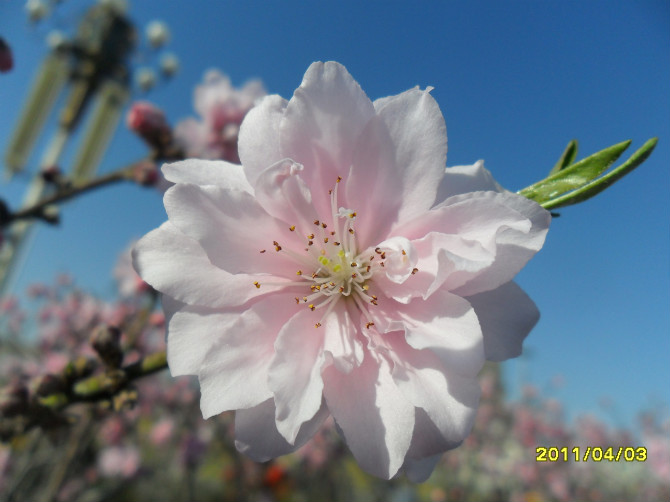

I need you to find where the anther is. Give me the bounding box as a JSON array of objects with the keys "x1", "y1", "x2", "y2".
[
  {"x1": 324, "y1": 237, "x2": 329, "y2": 243},
  {"x1": 295, "y1": 297, "x2": 300, "y2": 304},
  {"x1": 380, "y1": 252, "x2": 386, "y2": 259},
  {"x1": 351, "y1": 273, "x2": 357, "y2": 278},
  {"x1": 315, "y1": 322, "x2": 322, "y2": 328},
  {"x1": 365, "y1": 322, "x2": 375, "y2": 329},
  {"x1": 321, "y1": 223, "x2": 327, "y2": 229},
  {"x1": 401, "y1": 249, "x2": 406, "y2": 255},
  {"x1": 253, "y1": 282, "x2": 261, "y2": 289},
  {"x1": 303, "y1": 296, "x2": 308, "y2": 302},
  {"x1": 348, "y1": 228, "x2": 355, "y2": 234},
  {"x1": 309, "y1": 304, "x2": 315, "y2": 311},
  {"x1": 371, "y1": 299, "x2": 378, "y2": 305},
  {"x1": 308, "y1": 240, "x2": 314, "y2": 246},
  {"x1": 273, "y1": 241, "x2": 282, "y2": 251},
  {"x1": 296, "y1": 270, "x2": 302, "y2": 276},
  {"x1": 334, "y1": 241, "x2": 340, "y2": 246},
  {"x1": 313, "y1": 220, "x2": 320, "y2": 226},
  {"x1": 411, "y1": 268, "x2": 419, "y2": 275},
  {"x1": 336, "y1": 176, "x2": 342, "y2": 183},
  {"x1": 350, "y1": 262, "x2": 358, "y2": 267},
  {"x1": 260, "y1": 249, "x2": 266, "y2": 253},
  {"x1": 307, "y1": 233, "x2": 315, "y2": 239},
  {"x1": 375, "y1": 247, "x2": 382, "y2": 254},
  {"x1": 289, "y1": 225, "x2": 296, "y2": 232}
]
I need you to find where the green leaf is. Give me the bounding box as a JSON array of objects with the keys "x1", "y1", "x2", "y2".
[
  {"x1": 541, "y1": 137, "x2": 658, "y2": 210},
  {"x1": 518, "y1": 140, "x2": 631, "y2": 203},
  {"x1": 548, "y1": 139, "x2": 578, "y2": 176}
]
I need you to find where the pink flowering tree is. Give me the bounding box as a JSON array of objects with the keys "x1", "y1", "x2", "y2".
[{"x1": 0, "y1": 4, "x2": 665, "y2": 502}]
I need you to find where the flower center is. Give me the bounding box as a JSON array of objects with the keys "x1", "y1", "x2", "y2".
[{"x1": 255, "y1": 175, "x2": 411, "y2": 329}]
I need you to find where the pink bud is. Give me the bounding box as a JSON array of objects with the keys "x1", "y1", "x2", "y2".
[{"x1": 126, "y1": 101, "x2": 172, "y2": 150}]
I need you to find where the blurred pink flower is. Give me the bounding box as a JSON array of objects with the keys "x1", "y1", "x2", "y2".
[
  {"x1": 174, "y1": 69, "x2": 266, "y2": 163},
  {"x1": 134, "y1": 61, "x2": 550, "y2": 480},
  {"x1": 98, "y1": 446, "x2": 140, "y2": 478},
  {"x1": 150, "y1": 418, "x2": 175, "y2": 446}
]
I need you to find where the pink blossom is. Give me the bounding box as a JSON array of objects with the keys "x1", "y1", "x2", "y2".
[
  {"x1": 150, "y1": 418, "x2": 175, "y2": 446},
  {"x1": 174, "y1": 69, "x2": 266, "y2": 163},
  {"x1": 133, "y1": 61, "x2": 550, "y2": 480},
  {"x1": 98, "y1": 446, "x2": 140, "y2": 478}
]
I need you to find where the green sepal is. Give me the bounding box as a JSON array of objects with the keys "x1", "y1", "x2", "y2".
[
  {"x1": 548, "y1": 139, "x2": 578, "y2": 176},
  {"x1": 519, "y1": 140, "x2": 631, "y2": 202},
  {"x1": 541, "y1": 137, "x2": 658, "y2": 210}
]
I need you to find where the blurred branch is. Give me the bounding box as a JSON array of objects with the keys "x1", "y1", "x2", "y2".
[{"x1": 2, "y1": 160, "x2": 144, "y2": 227}]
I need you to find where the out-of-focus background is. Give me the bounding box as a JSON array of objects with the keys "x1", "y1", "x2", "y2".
[{"x1": 1, "y1": 1, "x2": 668, "y2": 500}]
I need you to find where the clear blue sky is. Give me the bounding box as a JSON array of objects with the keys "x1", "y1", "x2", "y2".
[{"x1": 1, "y1": 1, "x2": 668, "y2": 432}]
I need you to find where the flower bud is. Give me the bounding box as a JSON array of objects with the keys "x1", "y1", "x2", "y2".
[
  {"x1": 136, "y1": 67, "x2": 157, "y2": 92},
  {"x1": 32, "y1": 373, "x2": 67, "y2": 397},
  {"x1": 146, "y1": 21, "x2": 170, "y2": 49},
  {"x1": 90, "y1": 324, "x2": 123, "y2": 368},
  {"x1": 132, "y1": 161, "x2": 159, "y2": 187},
  {"x1": 0, "y1": 383, "x2": 29, "y2": 417},
  {"x1": 160, "y1": 53, "x2": 179, "y2": 78},
  {"x1": 0, "y1": 37, "x2": 13, "y2": 73},
  {"x1": 126, "y1": 101, "x2": 172, "y2": 151}
]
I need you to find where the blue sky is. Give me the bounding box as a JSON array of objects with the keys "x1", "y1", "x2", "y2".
[{"x1": 1, "y1": 1, "x2": 668, "y2": 432}]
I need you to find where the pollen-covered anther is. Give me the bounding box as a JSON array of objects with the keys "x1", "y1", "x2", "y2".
[
  {"x1": 303, "y1": 296, "x2": 308, "y2": 302},
  {"x1": 273, "y1": 241, "x2": 282, "y2": 251},
  {"x1": 315, "y1": 322, "x2": 322, "y2": 328},
  {"x1": 401, "y1": 249, "x2": 406, "y2": 255},
  {"x1": 336, "y1": 176, "x2": 342, "y2": 183},
  {"x1": 313, "y1": 220, "x2": 320, "y2": 226},
  {"x1": 365, "y1": 322, "x2": 375, "y2": 329},
  {"x1": 350, "y1": 262, "x2": 357, "y2": 267},
  {"x1": 321, "y1": 223, "x2": 327, "y2": 229},
  {"x1": 411, "y1": 267, "x2": 419, "y2": 275},
  {"x1": 334, "y1": 241, "x2": 340, "y2": 246},
  {"x1": 296, "y1": 270, "x2": 303, "y2": 276},
  {"x1": 307, "y1": 233, "x2": 315, "y2": 239},
  {"x1": 351, "y1": 273, "x2": 357, "y2": 278},
  {"x1": 308, "y1": 240, "x2": 314, "y2": 246},
  {"x1": 253, "y1": 282, "x2": 261, "y2": 289},
  {"x1": 309, "y1": 304, "x2": 315, "y2": 311},
  {"x1": 380, "y1": 252, "x2": 386, "y2": 259},
  {"x1": 349, "y1": 212, "x2": 357, "y2": 219},
  {"x1": 324, "y1": 237, "x2": 329, "y2": 243},
  {"x1": 294, "y1": 297, "x2": 300, "y2": 304},
  {"x1": 289, "y1": 225, "x2": 296, "y2": 232},
  {"x1": 371, "y1": 299, "x2": 378, "y2": 306}
]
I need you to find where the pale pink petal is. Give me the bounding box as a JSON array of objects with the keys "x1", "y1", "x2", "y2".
[
  {"x1": 388, "y1": 332, "x2": 480, "y2": 454},
  {"x1": 235, "y1": 398, "x2": 329, "y2": 462},
  {"x1": 451, "y1": 192, "x2": 550, "y2": 296},
  {"x1": 238, "y1": 95, "x2": 287, "y2": 185},
  {"x1": 253, "y1": 159, "x2": 320, "y2": 235},
  {"x1": 464, "y1": 281, "x2": 539, "y2": 362},
  {"x1": 164, "y1": 183, "x2": 296, "y2": 276},
  {"x1": 400, "y1": 452, "x2": 442, "y2": 483},
  {"x1": 164, "y1": 298, "x2": 242, "y2": 377},
  {"x1": 161, "y1": 159, "x2": 253, "y2": 193},
  {"x1": 280, "y1": 61, "x2": 375, "y2": 217},
  {"x1": 391, "y1": 290, "x2": 484, "y2": 378},
  {"x1": 375, "y1": 87, "x2": 447, "y2": 224},
  {"x1": 434, "y1": 160, "x2": 504, "y2": 204},
  {"x1": 268, "y1": 308, "x2": 329, "y2": 444},
  {"x1": 174, "y1": 118, "x2": 209, "y2": 157},
  {"x1": 321, "y1": 302, "x2": 363, "y2": 373},
  {"x1": 344, "y1": 115, "x2": 404, "y2": 249},
  {"x1": 132, "y1": 223, "x2": 281, "y2": 309},
  {"x1": 198, "y1": 294, "x2": 298, "y2": 417},
  {"x1": 323, "y1": 350, "x2": 414, "y2": 479}
]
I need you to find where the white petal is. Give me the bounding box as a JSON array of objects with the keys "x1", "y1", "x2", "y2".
[
  {"x1": 323, "y1": 350, "x2": 414, "y2": 479},
  {"x1": 164, "y1": 183, "x2": 296, "y2": 276},
  {"x1": 388, "y1": 332, "x2": 480, "y2": 455},
  {"x1": 400, "y1": 453, "x2": 441, "y2": 483},
  {"x1": 253, "y1": 159, "x2": 320, "y2": 235},
  {"x1": 132, "y1": 222, "x2": 278, "y2": 308},
  {"x1": 238, "y1": 94, "x2": 287, "y2": 186},
  {"x1": 235, "y1": 398, "x2": 329, "y2": 462},
  {"x1": 198, "y1": 293, "x2": 298, "y2": 417},
  {"x1": 394, "y1": 290, "x2": 484, "y2": 378},
  {"x1": 161, "y1": 159, "x2": 253, "y2": 193},
  {"x1": 268, "y1": 308, "x2": 328, "y2": 444},
  {"x1": 164, "y1": 298, "x2": 242, "y2": 377},
  {"x1": 280, "y1": 61, "x2": 376, "y2": 218},
  {"x1": 465, "y1": 281, "x2": 539, "y2": 362},
  {"x1": 375, "y1": 87, "x2": 447, "y2": 224},
  {"x1": 433, "y1": 160, "x2": 504, "y2": 205},
  {"x1": 345, "y1": 115, "x2": 404, "y2": 249}
]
